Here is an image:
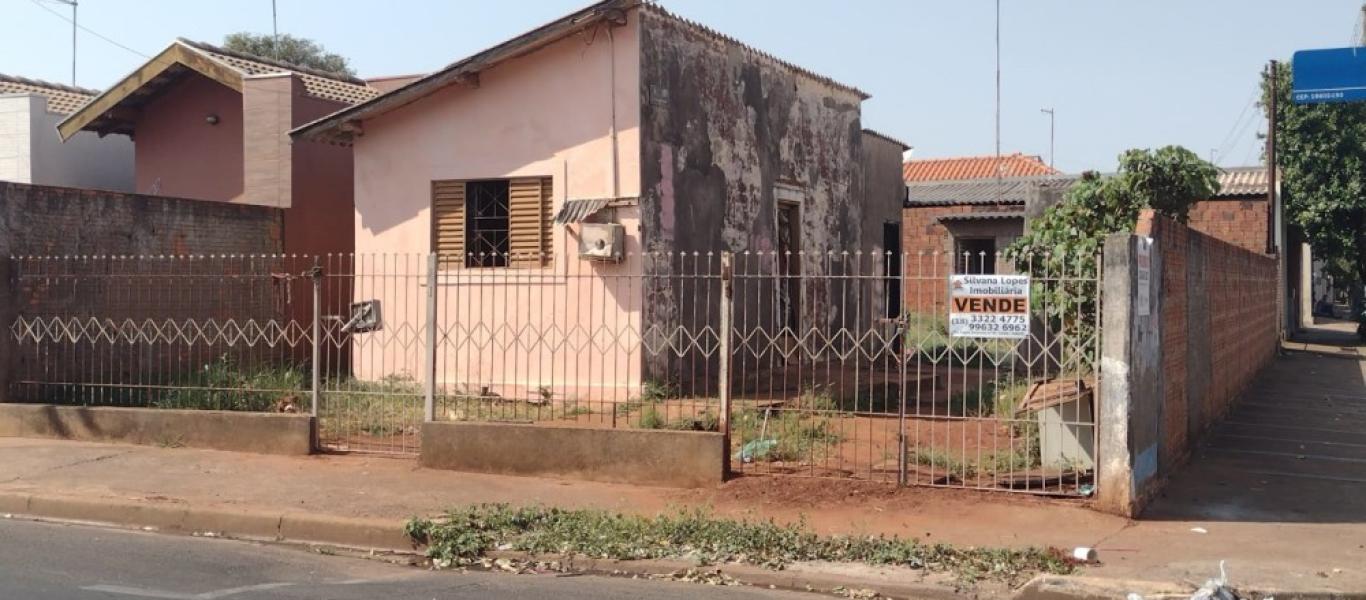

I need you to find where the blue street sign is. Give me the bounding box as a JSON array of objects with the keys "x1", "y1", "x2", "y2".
[{"x1": 1292, "y1": 47, "x2": 1366, "y2": 104}]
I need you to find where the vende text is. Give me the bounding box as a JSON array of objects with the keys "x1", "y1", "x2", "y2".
[{"x1": 951, "y1": 296, "x2": 1028, "y2": 314}]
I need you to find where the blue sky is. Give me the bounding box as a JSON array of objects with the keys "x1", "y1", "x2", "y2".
[{"x1": 3, "y1": 0, "x2": 1361, "y2": 173}]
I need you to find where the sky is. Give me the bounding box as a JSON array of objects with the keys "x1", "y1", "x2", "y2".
[{"x1": 3, "y1": 0, "x2": 1362, "y2": 173}]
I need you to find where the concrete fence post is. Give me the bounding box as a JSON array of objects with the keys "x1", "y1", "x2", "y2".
[
  {"x1": 1096, "y1": 233, "x2": 1162, "y2": 517},
  {"x1": 423, "y1": 253, "x2": 438, "y2": 423},
  {"x1": 718, "y1": 252, "x2": 733, "y2": 478}
]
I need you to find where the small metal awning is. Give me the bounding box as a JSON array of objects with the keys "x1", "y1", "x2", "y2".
[
  {"x1": 553, "y1": 198, "x2": 611, "y2": 224},
  {"x1": 936, "y1": 211, "x2": 1026, "y2": 223}
]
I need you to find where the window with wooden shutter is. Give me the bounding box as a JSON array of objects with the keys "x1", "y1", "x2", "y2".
[
  {"x1": 431, "y1": 177, "x2": 552, "y2": 269},
  {"x1": 508, "y1": 176, "x2": 553, "y2": 267},
  {"x1": 432, "y1": 180, "x2": 466, "y2": 266}
]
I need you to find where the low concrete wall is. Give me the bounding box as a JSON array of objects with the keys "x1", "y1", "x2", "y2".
[
  {"x1": 421, "y1": 421, "x2": 724, "y2": 488},
  {"x1": 0, "y1": 404, "x2": 313, "y2": 455}
]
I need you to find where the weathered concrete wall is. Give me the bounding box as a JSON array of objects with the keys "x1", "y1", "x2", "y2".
[
  {"x1": 0, "y1": 404, "x2": 313, "y2": 455},
  {"x1": 860, "y1": 131, "x2": 908, "y2": 320},
  {"x1": 1097, "y1": 233, "x2": 1162, "y2": 516},
  {"x1": 0, "y1": 182, "x2": 286, "y2": 402},
  {"x1": 638, "y1": 6, "x2": 869, "y2": 385},
  {"x1": 1097, "y1": 211, "x2": 1278, "y2": 516},
  {"x1": 0, "y1": 181, "x2": 282, "y2": 257},
  {"x1": 420, "y1": 421, "x2": 724, "y2": 487}
]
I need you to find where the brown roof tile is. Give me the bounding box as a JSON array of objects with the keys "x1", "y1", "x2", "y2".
[
  {"x1": 178, "y1": 39, "x2": 379, "y2": 105},
  {"x1": 0, "y1": 74, "x2": 98, "y2": 115},
  {"x1": 903, "y1": 153, "x2": 1058, "y2": 182}
]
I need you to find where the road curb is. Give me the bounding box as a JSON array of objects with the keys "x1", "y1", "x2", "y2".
[
  {"x1": 0, "y1": 491, "x2": 988, "y2": 599},
  {"x1": 0, "y1": 491, "x2": 412, "y2": 552},
  {"x1": 1013, "y1": 575, "x2": 1366, "y2": 600},
  {"x1": 478, "y1": 551, "x2": 985, "y2": 600},
  {"x1": 8, "y1": 491, "x2": 1365, "y2": 600}
]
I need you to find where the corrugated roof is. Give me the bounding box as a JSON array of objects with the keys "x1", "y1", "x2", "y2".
[
  {"x1": 554, "y1": 198, "x2": 611, "y2": 223},
  {"x1": 0, "y1": 74, "x2": 98, "y2": 115},
  {"x1": 937, "y1": 210, "x2": 1027, "y2": 222},
  {"x1": 903, "y1": 153, "x2": 1058, "y2": 182},
  {"x1": 179, "y1": 39, "x2": 379, "y2": 105},
  {"x1": 905, "y1": 175, "x2": 1077, "y2": 207},
  {"x1": 1215, "y1": 166, "x2": 1270, "y2": 198},
  {"x1": 907, "y1": 167, "x2": 1269, "y2": 207}
]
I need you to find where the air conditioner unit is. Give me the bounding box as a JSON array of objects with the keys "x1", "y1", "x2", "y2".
[{"x1": 578, "y1": 223, "x2": 625, "y2": 262}]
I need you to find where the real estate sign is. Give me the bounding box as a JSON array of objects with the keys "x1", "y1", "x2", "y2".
[
  {"x1": 1292, "y1": 47, "x2": 1366, "y2": 104},
  {"x1": 948, "y1": 274, "x2": 1030, "y2": 339}
]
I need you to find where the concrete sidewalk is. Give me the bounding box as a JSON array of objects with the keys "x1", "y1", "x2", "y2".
[
  {"x1": 2, "y1": 432, "x2": 1364, "y2": 596},
  {"x1": 2, "y1": 330, "x2": 1364, "y2": 597}
]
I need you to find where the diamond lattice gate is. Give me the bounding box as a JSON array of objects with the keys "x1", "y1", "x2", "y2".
[{"x1": 8, "y1": 250, "x2": 1100, "y2": 494}]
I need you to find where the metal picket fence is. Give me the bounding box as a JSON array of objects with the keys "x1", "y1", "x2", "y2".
[{"x1": 7, "y1": 248, "x2": 1100, "y2": 495}]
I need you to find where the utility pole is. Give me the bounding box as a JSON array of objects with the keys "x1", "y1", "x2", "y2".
[
  {"x1": 1040, "y1": 108, "x2": 1055, "y2": 168},
  {"x1": 994, "y1": 0, "x2": 1002, "y2": 201},
  {"x1": 50, "y1": 0, "x2": 78, "y2": 85},
  {"x1": 1266, "y1": 60, "x2": 1278, "y2": 255},
  {"x1": 272, "y1": 0, "x2": 280, "y2": 59}
]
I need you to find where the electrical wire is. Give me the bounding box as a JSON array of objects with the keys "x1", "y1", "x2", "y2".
[
  {"x1": 1214, "y1": 88, "x2": 1259, "y2": 165},
  {"x1": 28, "y1": 0, "x2": 150, "y2": 59}
]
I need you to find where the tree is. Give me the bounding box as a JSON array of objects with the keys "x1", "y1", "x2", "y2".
[
  {"x1": 1262, "y1": 64, "x2": 1366, "y2": 336},
  {"x1": 222, "y1": 33, "x2": 354, "y2": 77},
  {"x1": 1005, "y1": 146, "x2": 1219, "y2": 362}
]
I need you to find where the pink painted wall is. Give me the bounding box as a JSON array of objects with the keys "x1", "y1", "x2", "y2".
[
  {"x1": 133, "y1": 74, "x2": 244, "y2": 201},
  {"x1": 349, "y1": 12, "x2": 644, "y2": 402}
]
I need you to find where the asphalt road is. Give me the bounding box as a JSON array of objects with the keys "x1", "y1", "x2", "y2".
[{"x1": 0, "y1": 518, "x2": 808, "y2": 600}]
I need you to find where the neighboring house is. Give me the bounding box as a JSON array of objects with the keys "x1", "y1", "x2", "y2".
[
  {"x1": 903, "y1": 152, "x2": 1058, "y2": 183},
  {"x1": 0, "y1": 74, "x2": 133, "y2": 191},
  {"x1": 56, "y1": 39, "x2": 381, "y2": 255},
  {"x1": 901, "y1": 166, "x2": 1273, "y2": 313},
  {"x1": 292, "y1": 0, "x2": 907, "y2": 397}
]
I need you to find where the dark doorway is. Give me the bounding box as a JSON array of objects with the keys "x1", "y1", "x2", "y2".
[
  {"x1": 883, "y1": 222, "x2": 902, "y2": 318},
  {"x1": 777, "y1": 202, "x2": 801, "y2": 331},
  {"x1": 954, "y1": 237, "x2": 996, "y2": 274}
]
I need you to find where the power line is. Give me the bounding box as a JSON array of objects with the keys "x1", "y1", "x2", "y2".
[
  {"x1": 1214, "y1": 87, "x2": 1259, "y2": 162},
  {"x1": 28, "y1": 0, "x2": 150, "y2": 60}
]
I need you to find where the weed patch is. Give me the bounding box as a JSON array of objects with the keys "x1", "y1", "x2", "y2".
[{"x1": 405, "y1": 504, "x2": 1073, "y2": 584}]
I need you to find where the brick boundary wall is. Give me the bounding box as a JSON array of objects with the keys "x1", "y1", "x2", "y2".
[
  {"x1": 1186, "y1": 197, "x2": 1270, "y2": 256},
  {"x1": 1098, "y1": 210, "x2": 1278, "y2": 516},
  {"x1": 0, "y1": 182, "x2": 286, "y2": 404}
]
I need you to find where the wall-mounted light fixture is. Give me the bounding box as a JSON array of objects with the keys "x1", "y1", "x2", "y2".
[{"x1": 205, "y1": 114, "x2": 220, "y2": 125}]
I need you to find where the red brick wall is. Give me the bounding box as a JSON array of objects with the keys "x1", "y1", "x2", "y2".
[
  {"x1": 901, "y1": 202, "x2": 1019, "y2": 313},
  {"x1": 1137, "y1": 210, "x2": 1277, "y2": 469},
  {"x1": 1187, "y1": 197, "x2": 1269, "y2": 255}
]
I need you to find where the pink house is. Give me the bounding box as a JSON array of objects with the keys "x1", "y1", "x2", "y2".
[
  {"x1": 292, "y1": 0, "x2": 907, "y2": 401},
  {"x1": 58, "y1": 39, "x2": 381, "y2": 256}
]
